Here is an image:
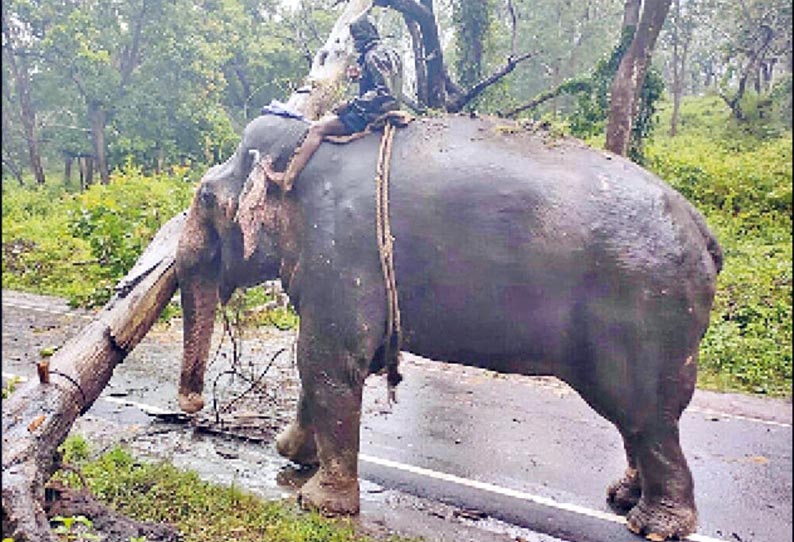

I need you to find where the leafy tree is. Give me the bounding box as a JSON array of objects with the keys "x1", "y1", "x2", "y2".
[
  {"x1": 2, "y1": 0, "x2": 47, "y2": 184},
  {"x1": 605, "y1": 0, "x2": 673, "y2": 157}
]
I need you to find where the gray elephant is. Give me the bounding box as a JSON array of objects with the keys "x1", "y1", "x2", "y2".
[{"x1": 175, "y1": 113, "x2": 722, "y2": 540}]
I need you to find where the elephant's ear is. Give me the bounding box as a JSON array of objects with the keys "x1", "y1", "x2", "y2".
[{"x1": 235, "y1": 153, "x2": 270, "y2": 260}]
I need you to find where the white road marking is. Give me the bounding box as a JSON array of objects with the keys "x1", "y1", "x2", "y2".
[
  {"x1": 688, "y1": 406, "x2": 791, "y2": 428},
  {"x1": 0, "y1": 371, "x2": 734, "y2": 542},
  {"x1": 359, "y1": 453, "x2": 728, "y2": 542}
]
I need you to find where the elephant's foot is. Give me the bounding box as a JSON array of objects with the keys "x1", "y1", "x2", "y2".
[
  {"x1": 276, "y1": 422, "x2": 319, "y2": 466},
  {"x1": 178, "y1": 392, "x2": 205, "y2": 414},
  {"x1": 298, "y1": 470, "x2": 360, "y2": 516},
  {"x1": 626, "y1": 498, "x2": 697, "y2": 541},
  {"x1": 607, "y1": 467, "x2": 641, "y2": 514}
]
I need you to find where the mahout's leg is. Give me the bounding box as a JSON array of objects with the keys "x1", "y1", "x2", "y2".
[{"x1": 263, "y1": 117, "x2": 349, "y2": 191}]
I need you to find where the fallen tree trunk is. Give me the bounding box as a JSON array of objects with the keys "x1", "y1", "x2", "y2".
[{"x1": 2, "y1": 212, "x2": 186, "y2": 542}]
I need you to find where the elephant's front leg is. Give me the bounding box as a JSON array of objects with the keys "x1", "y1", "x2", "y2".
[
  {"x1": 176, "y1": 200, "x2": 221, "y2": 414},
  {"x1": 276, "y1": 387, "x2": 319, "y2": 466},
  {"x1": 295, "y1": 328, "x2": 368, "y2": 515}
]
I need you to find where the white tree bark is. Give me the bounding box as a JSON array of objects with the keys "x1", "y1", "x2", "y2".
[{"x1": 285, "y1": 0, "x2": 373, "y2": 119}]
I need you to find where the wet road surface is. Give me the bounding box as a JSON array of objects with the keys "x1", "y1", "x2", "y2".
[{"x1": 2, "y1": 290, "x2": 791, "y2": 542}]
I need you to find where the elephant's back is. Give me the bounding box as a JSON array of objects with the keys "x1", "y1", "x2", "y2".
[{"x1": 384, "y1": 114, "x2": 720, "y2": 286}]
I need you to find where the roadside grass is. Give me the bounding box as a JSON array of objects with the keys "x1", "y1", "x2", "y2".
[
  {"x1": 2, "y1": 376, "x2": 21, "y2": 398},
  {"x1": 55, "y1": 437, "x2": 414, "y2": 542}
]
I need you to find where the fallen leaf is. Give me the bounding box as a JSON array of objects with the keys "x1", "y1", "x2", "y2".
[
  {"x1": 28, "y1": 414, "x2": 46, "y2": 432},
  {"x1": 747, "y1": 455, "x2": 769, "y2": 465}
]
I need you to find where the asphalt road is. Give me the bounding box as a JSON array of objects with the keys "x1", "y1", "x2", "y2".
[{"x1": 2, "y1": 290, "x2": 791, "y2": 542}]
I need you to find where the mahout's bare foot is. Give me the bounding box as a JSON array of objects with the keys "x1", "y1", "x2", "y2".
[{"x1": 262, "y1": 155, "x2": 286, "y2": 184}]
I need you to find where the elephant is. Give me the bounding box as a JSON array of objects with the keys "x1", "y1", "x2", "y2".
[{"x1": 175, "y1": 112, "x2": 722, "y2": 540}]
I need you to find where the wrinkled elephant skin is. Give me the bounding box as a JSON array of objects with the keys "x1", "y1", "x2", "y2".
[{"x1": 175, "y1": 114, "x2": 722, "y2": 540}]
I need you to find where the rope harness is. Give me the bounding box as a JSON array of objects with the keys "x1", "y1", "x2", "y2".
[{"x1": 374, "y1": 121, "x2": 403, "y2": 402}]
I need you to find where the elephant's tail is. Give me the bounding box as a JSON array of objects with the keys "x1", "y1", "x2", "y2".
[{"x1": 687, "y1": 203, "x2": 723, "y2": 275}]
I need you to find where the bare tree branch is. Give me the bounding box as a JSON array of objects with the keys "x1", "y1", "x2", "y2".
[
  {"x1": 446, "y1": 51, "x2": 535, "y2": 113},
  {"x1": 501, "y1": 77, "x2": 590, "y2": 118}
]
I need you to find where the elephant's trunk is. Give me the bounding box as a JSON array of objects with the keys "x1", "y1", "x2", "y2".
[
  {"x1": 178, "y1": 276, "x2": 218, "y2": 413},
  {"x1": 176, "y1": 204, "x2": 221, "y2": 414}
]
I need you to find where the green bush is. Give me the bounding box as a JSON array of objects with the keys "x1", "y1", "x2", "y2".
[
  {"x1": 2, "y1": 166, "x2": 195, "y2": 307},
  {"x1": 647, "y1": 95, "x2": 792, "y2": 396}
]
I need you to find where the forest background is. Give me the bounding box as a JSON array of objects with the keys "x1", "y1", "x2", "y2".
[{"x1": 2, "y1": 0, "x2": 792, "y2": 398}]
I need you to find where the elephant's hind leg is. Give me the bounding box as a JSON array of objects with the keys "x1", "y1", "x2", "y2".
[
  {"x1": 617, "y1": 357, "x2": 698, "y2": 539},
  {"x1": 607, "y1": 437, "x2": 641, "y2": 514},
  {"x1": 568, "y1": 336, "x2": 698, "y2": 539},
  {"x1": 625, "y1": 421, "x2": 697, "y2": 539}
]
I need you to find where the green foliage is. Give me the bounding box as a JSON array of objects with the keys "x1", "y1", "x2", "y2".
[
  {"x1": 2, "y1": 376, "x2": 21, "y2": 399},
  {"x1": 2, "y1": 0, "x2": 310, "y2": 180},
  {"x1": 57, "y1": 443, "x2": 378, "y2": 542},
  {"x1": 2, "y1": 182, "x2": 96, "y2": 304},
  {"x1": 568, "y1": 27, "x2": 635, "y2": 139},
  {"x1": 225, "y1": 287, "x2": 299, "y2": 331},
  {"x1": 451, "y1": 0, "x2": 494, "y2": 93},
  {"x1": 52, "y1": 515, "x2": 100, "y2": 542},
  {"x1": 2, "y1": 169, "x2": 195, "y2": 307},
  {"x1": 568, "y1": 26, "x2": 664, "y2": 163},
  {"x1": 60, "y1": 434, "x2": 91, "y2": 464},
  {"x1": 647, "y1": 96, "x2": 792, "y2": 396},
  {"x1": 723, "y1": 75, "x2": 794, "y2": 141}
]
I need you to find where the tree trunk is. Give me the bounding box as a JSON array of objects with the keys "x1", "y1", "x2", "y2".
[
  {"x1": 405, "y1": 16, "x2": 428, "y2": 106},
  {"x1": 82, "y1": 156, "x2": 94, "y2": 189},
  {"x1": 2, "y1": 43, "x2": 46, "y2": 185},
  {"x1": 89, "y1": 103, "x2": 110, "y2": 185},
  {"x1": 622, "y1": 0, "x2": 641, "y2": 28},
  {"x1": 417, "y1": 0, "x2": 445, "y2": 108},
  {"x1": 669, "y1": 0, "x2": 682, "y2": 136},
  {"x1": 64, "y1": 155, "x2": 73, "y2": 186},
  {"x1": 453, "y1": 0, "x2": 489, "y2": 90},
  {"x1": 2, "y1": 158, "x2": 26, "y2": 186},
  {"x1": 606, "y1": 0, "x2": 672, "y2": 156},
  {"x1": 2, "y1": 213, "x2": 186, "y2": 542},
  {"x1": 284, "y1": 0, "x2": 373, "y2": 119}
]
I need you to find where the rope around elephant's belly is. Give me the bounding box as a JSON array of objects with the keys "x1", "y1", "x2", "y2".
[{"x1": 375, "y1": 121, "x2": 403, "y2": 401}]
